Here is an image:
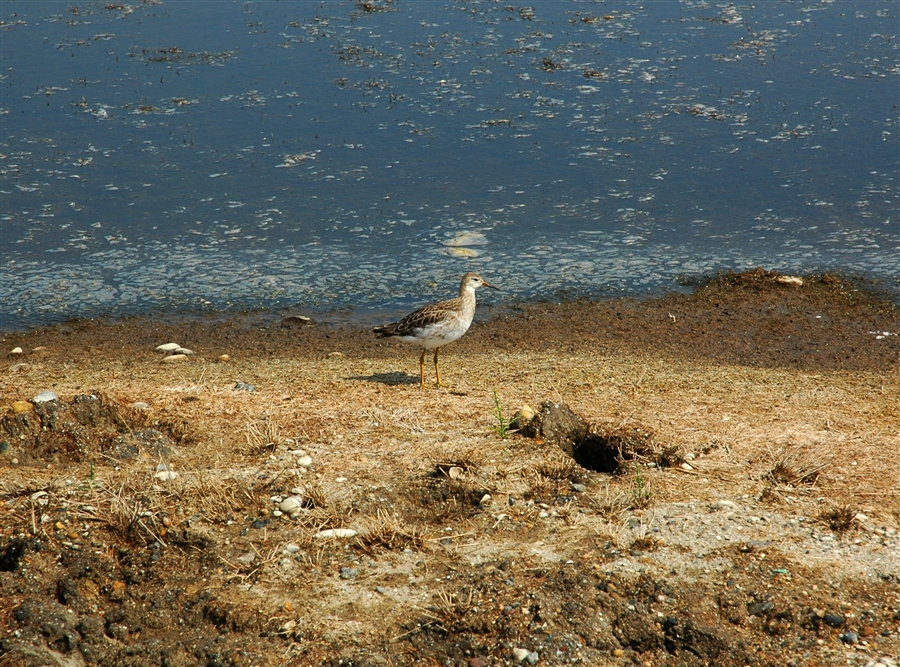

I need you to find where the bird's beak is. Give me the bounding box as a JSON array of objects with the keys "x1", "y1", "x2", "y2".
[{"x1": 483, "y1": 279, "x2": 500, "y2": 290}]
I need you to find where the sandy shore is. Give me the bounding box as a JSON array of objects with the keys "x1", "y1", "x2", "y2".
[{"x1": 1, "y1": 269, "x2": 898, "y2": 666}]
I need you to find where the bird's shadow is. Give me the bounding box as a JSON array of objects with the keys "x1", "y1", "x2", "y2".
[{"x1": 347, "y1": 372, "x2": 420, "y2": 386}]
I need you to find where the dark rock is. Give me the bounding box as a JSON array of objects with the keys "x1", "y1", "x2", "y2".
[
  {"x1": 0, "y1": 538, "x2": 27, "y2": 572},
  {"x1": 76, "y1": 615, "x2": 106, "y2": 643},
  {"x1": 822, "y1": 612, "x2": 844, "y2": 628},
  {"x1": 55, "y1": 578, "x2": 85, "y2": 610},
  {"x1": 612, "y1": 604, "x2": 662, "y2": 652},
  {"x1": 664, "y1": 618, "x2": 739, "y2": 661},
  {"x1": 747, "y1": 600, "x2": 774, "y2": 616},
  {"x1": 838, "y1": 631, "x2": 858, "y2": 644},
  {"x1": 520, "y1": 401, "x2": 589, "y2": 457}
]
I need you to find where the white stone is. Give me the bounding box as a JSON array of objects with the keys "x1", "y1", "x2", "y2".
[
  {"x1": 313, "y1": 528, "x2": 358, "y2": 539},
  {"x1": 9, "y1": 347, "x2": 23, "y2": 355},
  {"x1": 279, "y1": 496, "x2": 304, "y2": 513},
  {"x1": 155, "y1": 343, "x2": 181, "y2": 352},
  {"x1": 161, "y1": 354, "x2": 188, "y2": 363},
  {"x1": 30, "y1": 491, "x2": 48, "y2": 501},
  {"x1": 32, "y1": 391, "x2": 59, "y2": 404},
  {"x1": 296, "y1": 455, "x2": 312, "y2": 467},
  {"x1": 174, "y1": 347, "x2": 194, "y2": 355},
  {"x1": 154, "y1": 470, "x2": 179, "y2": 481},
  {"x1": 512, "y1": 648, "x2": 530, "y2": 662}
]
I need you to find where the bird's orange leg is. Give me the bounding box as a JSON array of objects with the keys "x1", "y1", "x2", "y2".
[{"x1": 418, "y1": 349, "x2": 426, "y2": 389}]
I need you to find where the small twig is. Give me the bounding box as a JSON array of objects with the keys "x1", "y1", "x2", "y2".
[{"x1": 390, "y1": 621, "x2": 437, "y2": 642}]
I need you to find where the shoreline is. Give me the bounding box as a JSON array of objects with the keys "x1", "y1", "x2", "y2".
[{"x1": 3, "y1": 267, "x2": 898, "y2": 336}]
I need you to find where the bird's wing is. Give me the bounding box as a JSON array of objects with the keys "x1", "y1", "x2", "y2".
[{"x1": 374, "y1": 297, "x2": 460, "y2": 337}]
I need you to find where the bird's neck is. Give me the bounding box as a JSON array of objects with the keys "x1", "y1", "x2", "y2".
[{"x1": 458, "y1": 287, "x2": 477, "y2": 319}]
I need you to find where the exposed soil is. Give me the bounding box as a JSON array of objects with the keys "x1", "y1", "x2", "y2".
[{"x1": 0, "y1": 269, "x2": 898, "y2": 667}]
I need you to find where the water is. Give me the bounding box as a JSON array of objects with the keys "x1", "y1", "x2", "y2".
[{"x1": 2, "y1": 0, "x2": 898, "y2": 330}]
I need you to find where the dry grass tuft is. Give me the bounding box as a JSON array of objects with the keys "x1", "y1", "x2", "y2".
[
  {"x1": 766, "y1": 445, "x2": 830, "y2": 488},
  {"x1": 356, "y1": 509, "x2": 423, "y2": 553},
  {"x1": 819, "y1": 504, "x2": 858, "y2": 534},
  {"x1": 244, "y1": 417, "x2": 284, "y2": 454}
]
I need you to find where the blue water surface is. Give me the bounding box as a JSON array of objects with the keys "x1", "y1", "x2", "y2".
[{"x1": 1, "y1": 0, "x2": 898, "y2": 329}]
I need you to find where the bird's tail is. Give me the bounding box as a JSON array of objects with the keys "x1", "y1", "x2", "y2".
[{"x1": 372, "y1": 324, "x2": 399, "y2": 338}]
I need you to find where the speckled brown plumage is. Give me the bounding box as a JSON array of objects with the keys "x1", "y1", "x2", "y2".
[{"x1": 373, "y1": 272, "x2": 498, "y2": 387}]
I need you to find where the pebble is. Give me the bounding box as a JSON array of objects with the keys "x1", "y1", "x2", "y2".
[
  {"x1": 866, "y1": 658, "x2": 898, "y2": 667},
  {"x1": 512, "y1": 648, "x2": 530, "y2": 662},
  {"x1": 511, "y1": 648, "x2": 539, "y2": 664},
  {"x1": 469, "y1": 659, "x2": 487, "y2": 667},
  {"x1": 154, "y1": 470, "x2": 179, "y2": 481},
  {"x1": 296, "y1": 455, "x2": 312, "y2": 467},
  {"x1": 839, "y1": 631, "x2": 858, "y2": 644},
  {"x1": 32, "y1": 391, "x2": 59, "y2": 404},
  {"x1": 448, "y1": 466, "x2": 464, "y2": 480},
  {"x1": 279, "y1": 496, "x2": 304, "y2": 516},
  {"x1": 339, "y1": 567, "x2": 359, "y2": 580},
  {"x1": 234, "y1": 382, "x2": 255, "y2": 392},
  {"x1": 236, "y1": 552, "x2": 256, "y2": 564},
  {"x1": 680, "y1": 462, "x2": 694, "y2": 471},
  {"x1": 218, "y1": 354, "x2": 230, "y2": 362},
  {"x1": 133, "y1": 402, "x2": 150, "y2": 411},
  {"x1": 174, "y1": 347, "x2": 194, "y2": 355},
  {"x1": 823, "y1": 613, "x2": 844, "y2": 628},
  {"x1": 284, "y1": 544, "x2": 301, "y2": 554},
  {"x1": 713, "y1": 500, "x2": 736, "y2": 510},
  {"x1": 155, "y1": 343, "x2": 181, "y2": 352},
  {"x1": 747, "y1": 601, "x2": 774, "y2": 616},
  {"x1": 516, "y1": 405, "x2": 536, "y2": 422},
  {"x1": 376, "y1": 586, "x2": 389, "y2": 595},
  {"x1": 313, "y1": 528, "x2": 358, "y2": 539},
  {"x1": 9, "y1": 347, "x2": 23, "y2": 355},
  {"x1": 570, "y1": 482, "x2": 587, "y2": 493},
  {"x1": 480, "y1": 494, "x2": 492, "y2": 506},
  {"x1": 327, "y1": 351, "x2": 345, "y2": 358},
  {"x1": 12, "y1": 400, "x2": 33, "y2": 414},
  {"x1": 30, "y1": 491, "x2": 48, "y2": 501},
  {"x1": 161, "y1": 354, "x2": 188, "y2": 363}
]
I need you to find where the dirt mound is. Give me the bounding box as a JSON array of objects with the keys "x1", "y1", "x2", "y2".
[
  {"x1": 0, "y1": 393, "x2": 195, "y2": 467},
  {"x1": 519, "y1": 401, "x2": 683, "y2": 473}
]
